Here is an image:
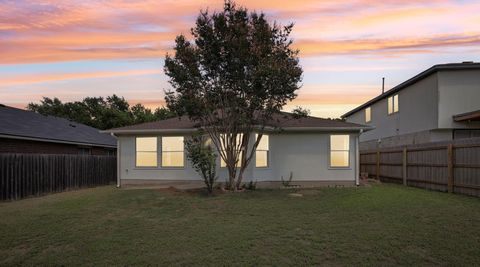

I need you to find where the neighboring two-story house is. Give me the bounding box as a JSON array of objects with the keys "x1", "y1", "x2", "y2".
[{"x1": 342, "y1": 62, "x2": 480, "y2": 150}]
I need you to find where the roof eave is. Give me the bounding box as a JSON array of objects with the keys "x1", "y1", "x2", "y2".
[
  {"x1": 278, "y1": 126, "x2": 374, "y2": 132},
  {"x1": 101, "y1": 128, "x2": 199, "y2": 134},
  {"x1": 341, "y1": 63, "x2": 480, "y2": 118},
  {"x1": 453, "y1": 109, "x2": 480, "y2": 122},
  {"x1": 103, "y1": 126, "x2": 374, "y2": 134},
  {"x1": 0, "y1": 133, "x2": 117, "y2": 148}
]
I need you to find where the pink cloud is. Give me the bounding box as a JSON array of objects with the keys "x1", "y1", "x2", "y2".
[{"x1": 1, "y1": 0, "x2": 479, "y2": 64}]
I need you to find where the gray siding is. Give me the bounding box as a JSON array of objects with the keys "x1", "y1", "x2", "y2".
[
  {"x1": 437, "y1": 69, "x2": 480, "y2": 129},
  {"x1": 347, "y1": 73, "x2": 438, "y2": 142},
  {"x1": 118, "y1": 132, "x2": 358, "y2": 183}
]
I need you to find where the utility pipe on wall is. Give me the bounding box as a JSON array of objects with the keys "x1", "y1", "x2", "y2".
[
  {"x1": 356, "y1": 129, "x2": 363, "y2": 186},
  {"x1": 111, "y1": 133, "x2": 121, "y2": 188}
]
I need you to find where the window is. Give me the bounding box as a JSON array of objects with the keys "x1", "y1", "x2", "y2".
[
  {"x1": 161, "y1": 136, "x2": 184, "y2": 167},
  {"x1": 388, "y1": 94, "x2": 399, "y2": 114},
  {"x1": 220, "y1": 133, "x2": 243, "y2": 168},
  {"x1": 136, "y1": 137, "x2": 157, "y2": 167},
  {"x1": 255, "y1": 134, "x2": 269, "y2": 167},
  {"x1": 330, "y1": 135, "x2": 350, "y2": 168},
  {"x1": 365, "y1": 107, "x2": 371, "y2": 123}
]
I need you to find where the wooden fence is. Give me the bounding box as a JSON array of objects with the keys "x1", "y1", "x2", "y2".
[
  {"x1": 360, "y1": 138, "x2": 480, "y2": 197},
  {"x1": 0, "y1": 154, "x2": 116, "y2": 201}
]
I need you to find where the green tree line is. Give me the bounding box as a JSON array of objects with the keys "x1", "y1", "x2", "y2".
[{"x1": 27, "y1": 95, "x2": 174, "y2": 130}]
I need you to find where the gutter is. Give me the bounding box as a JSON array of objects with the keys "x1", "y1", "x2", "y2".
[
  {"x1": 102, "y1": 126, "x2": 374, "y2": 135},
  {"x1": 277, "y1": 126, "x2": 374, "y2": 132},
  {"x1": 0, "y1": 133, "x2": 116, "y2": 149},
  {"x1": 341, "y1": 62, "x2": 480, "y2": 118},
  {"x1": 355, "y1": 129, "x2": 363, "y2": 186},
  {"x1": 101, "y1": 128, "x2": 198, "y2": 134},
  {"x1": 110, "y1": 133, "x2": 121, "y2": 188}
]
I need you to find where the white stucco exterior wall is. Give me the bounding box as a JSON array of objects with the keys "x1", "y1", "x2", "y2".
[{"x1": 117, "y1": 131, "x2": 359, "y2": 185}]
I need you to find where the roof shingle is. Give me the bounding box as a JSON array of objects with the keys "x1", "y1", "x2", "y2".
[
  {"x1": 0, "y1": 105, "x2": 116, "y2": 147},
  {"x1": 105, "y1": 112, "x2": 371, "y2": 133}
]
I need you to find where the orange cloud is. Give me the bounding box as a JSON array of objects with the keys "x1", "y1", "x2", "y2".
[
  {"x1": 0, "y1": 69, "x2": 162, "y2": 86},
  {"x1": 1, "y1": 0, "x2": 479, "y2": 64},
  {"x1": 352, "y1": 7, "x2": 447, "y2": 27},
  {"x1": 296, "y1": 34, "x2": 480, "y2": 56}
]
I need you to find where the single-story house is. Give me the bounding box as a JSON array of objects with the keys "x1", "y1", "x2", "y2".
[
  {"x1": 104, "y1": 113, "x2": 372, "y2": 188},
  {"x1": 0, "y1": 104, "x2": 116, "y2": 155}
]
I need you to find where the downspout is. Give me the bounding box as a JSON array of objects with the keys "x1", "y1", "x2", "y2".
[
  {"x1": 355, "y1": 129, "x2": 363, "y2": 186},
  {"x1": 111, "y1": 133, "x2": 121, "y2": 188}
]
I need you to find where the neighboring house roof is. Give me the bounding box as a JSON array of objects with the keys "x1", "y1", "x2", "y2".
[
  {"x1": 341, "y1": 62, "x2": 480, "y2": 118},
  {"x1": 104, "y1": 112, "x2": 372, "y2": 134},
  {"x1": 453, "y1": 109, "x2": 480, "y2": 122},
  {"x1": 0, "y1": 104, "x2": 116, "y2": 148}
]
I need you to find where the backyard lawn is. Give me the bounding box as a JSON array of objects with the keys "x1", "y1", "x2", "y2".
[{"x1": 0, "y1": 184, "x2": 479, "y2": 266}]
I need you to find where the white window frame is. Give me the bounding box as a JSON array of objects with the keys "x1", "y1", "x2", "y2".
[
  {"x1": 161, "y1": 136, "x2": 185, "y2": 168},
  {"x1": 135, "y1": 137, "x2": 158, "y2": 168},
  {"x1": 388, "y1": 94, "x2": 399, "y2": 115},
  {"x1": 220, "y1": 133, "x2": 243, "y2": 168},
  {"x1": 255, "y1": 134, "x2": 269, "y2": 168},
  {"x1": 365, "y1": 107, "x2": 371, "y2": 123},
  {"x1": 329, "y1": 135, "x2": 350, "y2": 168}
]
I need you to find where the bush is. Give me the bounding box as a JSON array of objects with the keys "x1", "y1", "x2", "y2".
[
  {"x1": 242, "y1": 181, "x2": 257, "y2": 190},
  {"x1": 185, "y1": 133, "x2": 217, "y2": 194},
  {"x1": 281, "y1": 172, "x2": 293, "y2": 187}
]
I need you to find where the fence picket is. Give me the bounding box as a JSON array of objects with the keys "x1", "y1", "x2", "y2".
[
  {"x1": 361, "y1": 138, "x2": 480, "y2": 197},
  {"x1": 0, "y1": 154, "x2": 116, "y2": 201}
]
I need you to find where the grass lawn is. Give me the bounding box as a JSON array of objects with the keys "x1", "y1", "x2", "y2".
[{"x1": 1, "y1": 184, "x2": 479, "y2": 266}]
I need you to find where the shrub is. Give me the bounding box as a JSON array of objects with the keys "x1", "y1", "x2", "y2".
[
  {"x1": 242, "y1": 181, "x2": 257, "y2": 190},
  {"x1": 185, "y1": 133, "x2": 217, "y2": 194},
  {"x1": 281, "y1": 172, "x2": 293, "y2": 187}
]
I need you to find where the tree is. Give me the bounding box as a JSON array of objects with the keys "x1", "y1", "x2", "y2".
[
  {"x1": 185, "y1": 133, "x2": 218, "y2": 194},
  {"x1": 27, "y1": 95, "x2": 175, "y2": 130},
  {"x1": 164, "y1": 0, "x2": 303, "y2": 190}
]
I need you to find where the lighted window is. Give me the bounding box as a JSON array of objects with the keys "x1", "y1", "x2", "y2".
[
  {"x1": 393, "y1": 94, "x2": 399, "y2": 113},
  {"x1": 365, "y1": 107, "x2": 371, "y2": 123},
  {"x1": 136, "y1": 137, "x2": 157, "y2": 167},
  {"x1": 220, "y1": 133, "x2": 243, "y2": 168},
  {"x1": 330, "y1": 135, "x2": 350, "y2": 168},
  {"x1": 255, "y1": 134, "x2": 269, "y2": 167},
  {"x1": 388, "y1": 94, "x2": 399, "y2": 114},
  {"x1": 161, "y1": 136, "x2": 184, "y2": 167}
]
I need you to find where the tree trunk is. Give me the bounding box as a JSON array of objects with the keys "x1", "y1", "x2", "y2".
[
  {"x1": 227, "y1": 166, "x2": 236, "y2": 191},
  {"x1": 236, "y1": 168, "x2": 246, "y2": 189}
]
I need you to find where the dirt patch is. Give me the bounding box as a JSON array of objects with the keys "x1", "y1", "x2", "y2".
[{"x1": 154, "y1": 187, "x2": 225, "y2": 197}]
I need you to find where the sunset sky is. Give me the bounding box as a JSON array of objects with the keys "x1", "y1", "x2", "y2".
[{"x1": 1, "y1": 0, "x2": 479, "y2": 118}]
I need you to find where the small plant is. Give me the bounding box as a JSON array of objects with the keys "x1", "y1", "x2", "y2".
[
  {"x1": 242, "y1": 181, "x2": 257, "y2": 190},
  {"x1": 185, "y1": 133, "x2": 217, "y2": 194},
  {"x1": 281, "y1": 172, "x2": 293, "y2": 187},
  {"x1": 224, "y1": 179, "x2": 232, "y2": 191}
]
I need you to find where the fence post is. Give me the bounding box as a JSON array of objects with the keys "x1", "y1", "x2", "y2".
[
  {"x1": 447, "y1": 144, "x2": 454, "y2": 193},
  {"x1": 402, "y1": 147, "x2": 407, "y2": 186},
  {"x1": 376, "y1": 150, "x2": 380, "y2": 180}
]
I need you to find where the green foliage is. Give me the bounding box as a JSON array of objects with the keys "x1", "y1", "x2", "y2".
[
  {"x1": 27, "y1": 95, "x2": 175, "y2": 130},
  {"x1": 291, "y1": 107, "x2": 310, "y2": 119},
  {"x1": 164, "y1": 0, "x2": 303, "y2": 189},
  {"x1": 281, "y1": 172, "x2": 293, "y2": 187},
  {"x1": 165, "y1": 0, "x2": 302, "y2": 121},
  {"x1": 185, "y1": 133, "x2": 218, "y2": 194},
  {"x1": 241, "y1": 180, "x2": 257, "y2": 190}
]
